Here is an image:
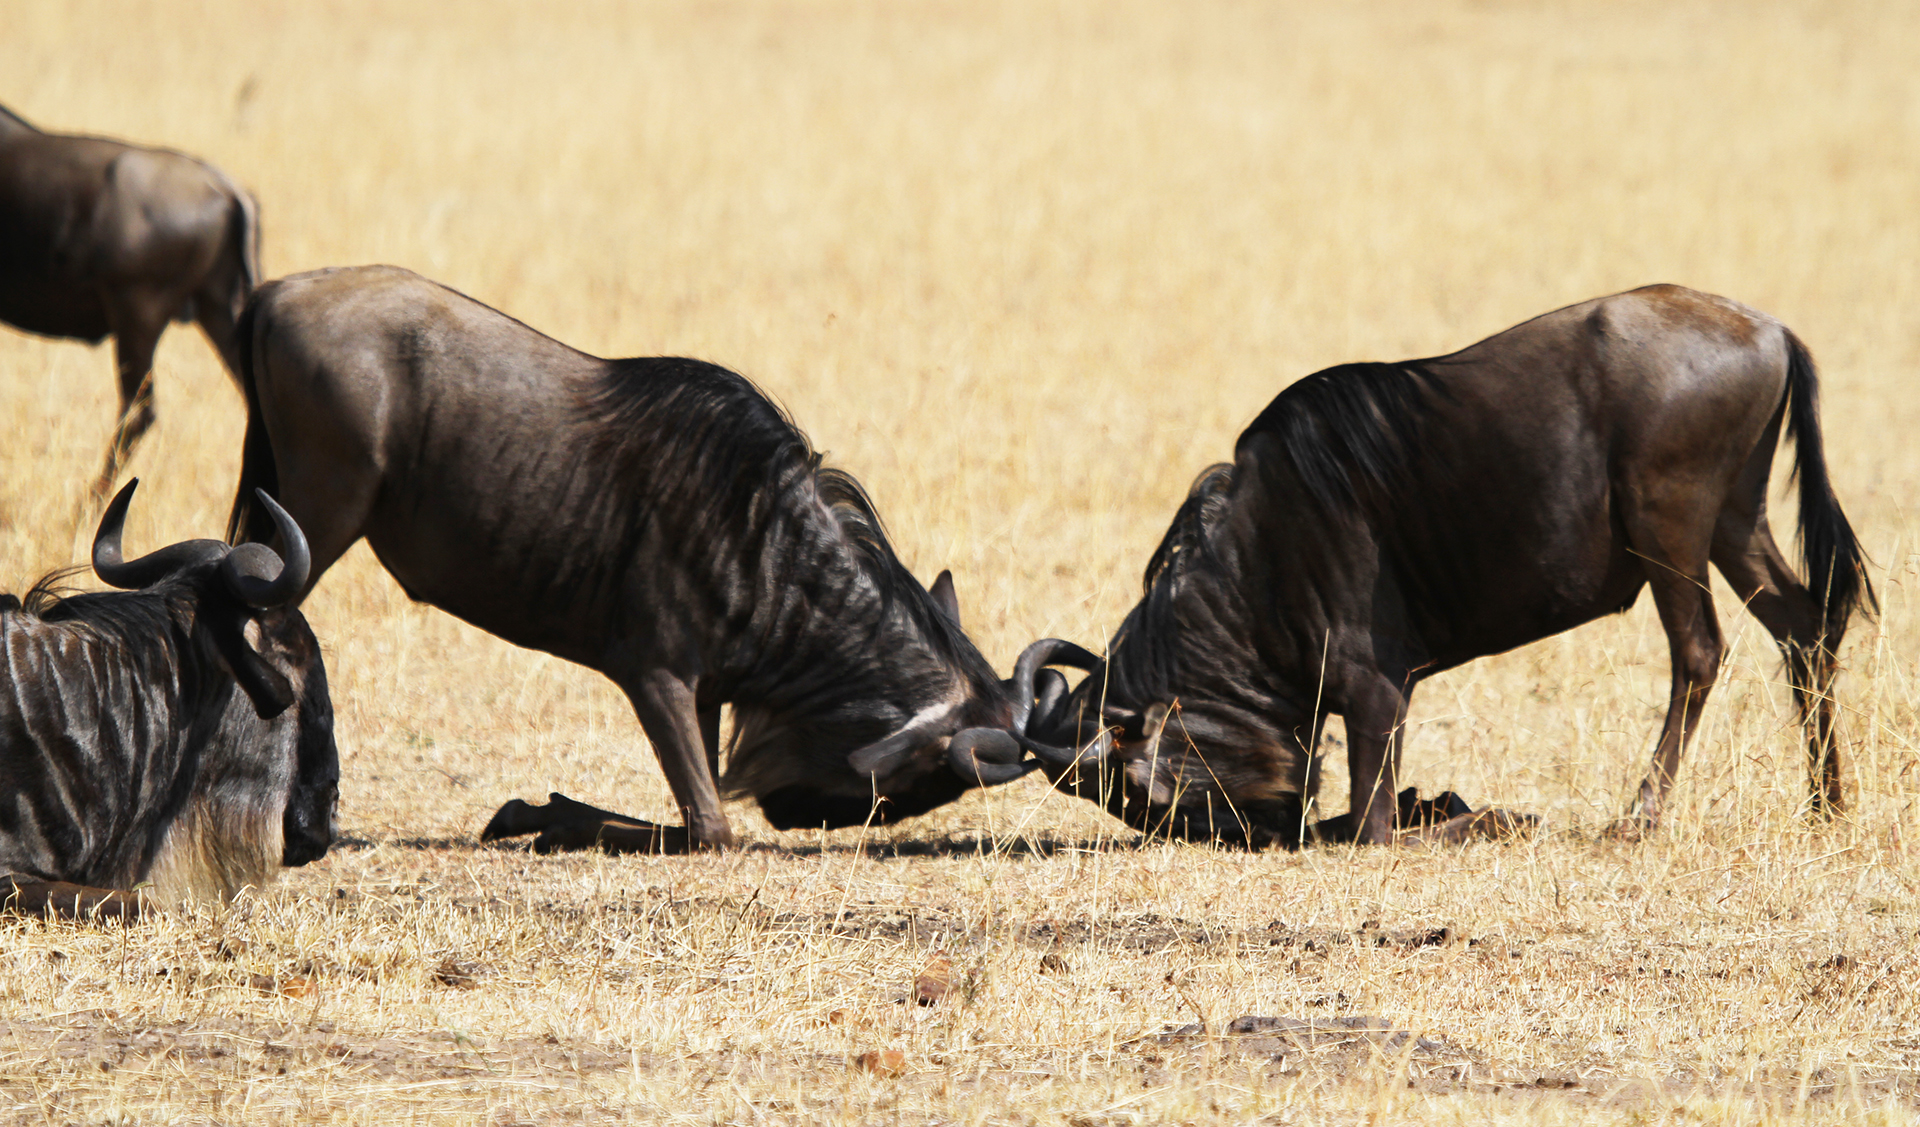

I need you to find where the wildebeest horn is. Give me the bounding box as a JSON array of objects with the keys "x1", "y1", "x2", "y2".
[
  {"x1": 93, "y1": 480, "x2": 228, "y2": 590},
  {"x1": 220, "y1": 490, "x2": 310, "y2": 608},
  {"x1": 1011, "y1": 638, "x2": 1102, "y2": 732},
  {"x1": 847, "y1": 711, "x2": 952, "y2": 778},
  {"x1": 947, "y1": 727, "x2": 1040, "y2": 786},
  {"x1": 1004, "y1": 638, "x2": 1111, "y2": 769}
]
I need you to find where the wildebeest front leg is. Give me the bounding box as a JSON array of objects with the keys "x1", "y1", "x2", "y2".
[
  {"x1": 1344, "y1": 679, "x2": 1410, "y2": 845},
  {"x1": 3, "y1": 879, "x2": 144, "y2": 921},
  {"x1": 700, "y1": 705, "x2": 723, "y2": 781},
  {"x1": 480, "y1": 676, "x2": 733, "y2": 855},
  {"x1": 624, "y1": 670, "x2": 736, "y2": 849}
]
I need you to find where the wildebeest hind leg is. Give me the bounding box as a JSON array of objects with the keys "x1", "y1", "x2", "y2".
[
  {"x1": 1619, "y1": 549, "x2": 1723, "y2": 837},
  {"x1": 92, "y1": 291, "x2": 170, "y2": 501},
  {"x1": 1712, "y1": 519, "x2": 1846, "y2": 815}
]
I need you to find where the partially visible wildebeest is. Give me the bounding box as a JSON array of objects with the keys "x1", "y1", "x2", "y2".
[
  {"x1": 226, "y1": 265, "x2": 1028, "y2": 853},
  {"x1": 982, "y1": 286, "x2": 1872, "y2": 847},
  {"x1": 0, "y1": 480, "x2": 336, "y2": 918},
  {"x1": 0, "y1": 104, "x2": 260, "y2": 498}
]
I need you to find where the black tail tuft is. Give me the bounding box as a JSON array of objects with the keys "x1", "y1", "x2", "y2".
[
  {"x1": 225, "y1": 290, "x2": 280, "y2": 546},
  {"x1": 1783, "y1": 331, "x2": 1875, "y2": 634}
]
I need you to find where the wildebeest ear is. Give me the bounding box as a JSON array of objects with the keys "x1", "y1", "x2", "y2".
[
  {"x1": 1135, "y1": 701, "x2": 1173, "y2": 744},
  {"x1": 205, "y1": 602, "x2": 297, "y2": 718},
  {"x1": 928, "y1": 569, "x2": 960, "y2": 627}
]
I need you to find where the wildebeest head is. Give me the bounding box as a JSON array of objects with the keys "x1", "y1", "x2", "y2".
[
  {"x1": 763, "y1": 561, "x2": 1030, "y2": 831},
  {"x1": 992, "y1": 466, "x2": 1320, "y2": 846},
  {"x1": 91, "y1": 481, "x2": 338, "y2": 887}
]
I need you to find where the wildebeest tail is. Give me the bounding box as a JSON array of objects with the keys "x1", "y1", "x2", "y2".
[
  {"x1": 225, "y1": 291, "x2": 280, "y2": 546},
  {"x1": 203, "y1": 163, "x2": 261, "y2": 315},
  {"x1": 231, "y1": 184, "x2": 261, "y2": 300},
  {"x1": 1783, "y1": 330, "x2": 1875, "y2": 632}
]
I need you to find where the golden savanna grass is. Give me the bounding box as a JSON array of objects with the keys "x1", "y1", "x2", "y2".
[{"x1": 3, "y1": 1, "x2": 1920, "y2": 1122}]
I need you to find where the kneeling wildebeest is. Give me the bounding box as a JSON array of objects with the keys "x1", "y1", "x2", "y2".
[
  {"x1": 975, "y1": 286, "x2": 1872, "y2": 847},
  {"x1": 226, "y1": 265, "x2": 1028, "y2": 853},
  {"x1": 0, "y1": 104, "x2": 260, "y2": 498},
  {"x1": 0, "y1": 481, "x2": 336, "y2": 918}
]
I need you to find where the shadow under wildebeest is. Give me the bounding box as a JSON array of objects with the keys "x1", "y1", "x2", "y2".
[
  {"x1": 0, "y1": 104, "x2": 260, "y2": 499},
  {"x1": 982, "y1": 286, "x2": 1872, "y2": 847},
  {"x1": 226, "y1": 265, "x2": 1048, "y2": 854}
]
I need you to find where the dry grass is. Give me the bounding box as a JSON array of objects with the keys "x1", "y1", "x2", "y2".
[{"x1": 3, "y1": 0, "x2": 1920, "y2": 1121}]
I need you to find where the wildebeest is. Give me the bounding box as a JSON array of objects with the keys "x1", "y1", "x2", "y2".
[
  {"x1": 226, "y1": 265, "x2": 1028, "y2": 852},
  {"x1": 982, "y1": 286, "x2": 1872, "y2": 846},
  {"x1": 0, "y1": 104, "x2": 260, "y2": 498},
  {"x1": 0, "y1": 481, "x2": 336, "y2": 918}
]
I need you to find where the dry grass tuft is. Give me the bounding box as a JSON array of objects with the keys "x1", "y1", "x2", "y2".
[{"x1": 4, "y1": 0, "x2": 1920, "y2": 1122}]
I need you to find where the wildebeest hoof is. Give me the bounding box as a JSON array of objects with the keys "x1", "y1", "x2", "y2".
[
  {"x1": 1602, "y1": 816, "x2": 1654, "y2": 843},
  {"x1": 2, "y1": 879, "x2": 145, "y2": 922},
  {"x1": 532, "y1": 820, "x2": 690, "y2": 855},
  {"x1": 482, "y1": 792, "x2": 699, "y2": 854},
  {"x1": 1402, "y1": 808, "x2": 1539, "y2": 846},
  {"x1": 482, "y1": 792, "x2": 635, "y2": 842},
  {"x1": 479, "y1": 797, "x2": 547, "y2": 842}
]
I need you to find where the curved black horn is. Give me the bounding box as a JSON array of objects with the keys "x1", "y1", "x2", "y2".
[
  {"x1": 220, "y1": 490, "x2": 310, "y2": 607},
  {"x1": 1010, "y1": 638, "x2": 1103, "y2": 732},
  {"x1": 847, "y1": 709, "x2": 952, "y2": 778},
  {"x1": 1017, "y1": 726, "x2": 1113, "y2": 771},
  {"x1": 947, "y1": 727, "x2": 1041, "y2": 787},
  {"x1": 1031, "y1": 667, "x2": 1069, "y2": 736},
  {"x1": 92, "y1": 479, "x2": 229, "y2": 590}
]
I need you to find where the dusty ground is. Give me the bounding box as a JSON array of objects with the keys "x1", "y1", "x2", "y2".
[{"x1": 3, "y1": 0, "x2": 1920, "y2": 1122}]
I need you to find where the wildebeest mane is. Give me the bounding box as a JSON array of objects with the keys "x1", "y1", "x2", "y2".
[
  {"x1": 1102, "y1": 464, "x2": 1237, "y2": 713},
  {"x1": 1240, "y1": 361, "x2": 1448, "y2": 516},
  {"x1": 576, "y1": 360, "x2": 986, "y2": 675},
  {"x1": 1105, "y1": 362, "x2": 1449, "y2": 713},
  {"x1": 10, "y1": 568, "x2": 205, "y2": 690},
  {"x1": 17, "y1": 566, "x2": 87, "y2": 618},
  {"x1": 576, "y1": 356, "x2": 812, "y2": 542},
  {"x1": 812, "y1": 465, "x2": 984, "y2": 663},
  {"x1": 1141, "y1": 463, "x2": 1237, "y2": 598}
]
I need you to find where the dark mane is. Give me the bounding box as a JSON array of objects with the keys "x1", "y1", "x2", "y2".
[
  {"x1": 577, "y1": 359, "x2": 988, "y2": 678},
  {"x1": 1104, "y1": 464, "x2": 1237, "y2": 711},
  {"x1": 1239, "y1": 361, "x2": 1447, "y2": 516},
  {"x1": 17, "y1": 566, "x2": 88, "y2": 618},
  {"x1": 1141, "y1": 463, "x2": 1236, "y2": 597},
  {"x1": 1107, "y1": 362, "x2": 1447, "y2": 711},
  {"x1": 5, "y1": 569, "x2": 202, "y2": 694},
  {"x1": 813, "y1": 467, "x2": 984, "y2": 671},
  {"x1": 580, "y1": 355, "x2": 814, "y2": 523}
]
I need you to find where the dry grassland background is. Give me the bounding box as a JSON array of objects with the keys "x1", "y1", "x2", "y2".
[{"x1": 4, "y1": 1, "x2": 1920, "y2": 1122}]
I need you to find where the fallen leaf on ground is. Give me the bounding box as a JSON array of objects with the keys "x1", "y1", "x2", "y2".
[
  {"x1": 434, "y1": 958, "x2": 493, "y2": 989},
  {"x1": 853, "y1": 1049, "x2": 907, "y2": 1076},
  {"x1": 913, "y1": 953, "x2": 951, "y2": 1005},
  {"x1": 247, "y1": 973, "x2": 313, "y2": 998}
]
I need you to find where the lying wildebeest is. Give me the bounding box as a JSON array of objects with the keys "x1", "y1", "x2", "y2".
[
  {"x1": 0, "y1": 104, "x2": 260, "y2": 498},
  {"x1": 226, "y1": 265, "x2": 1028, "y2": 852},
  {"x1": 0, "y1": 480, "x2": 336, "y2": 918},
  {"x1": 980, "y1": 286, "x2": 1872, "y2": 847}
]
